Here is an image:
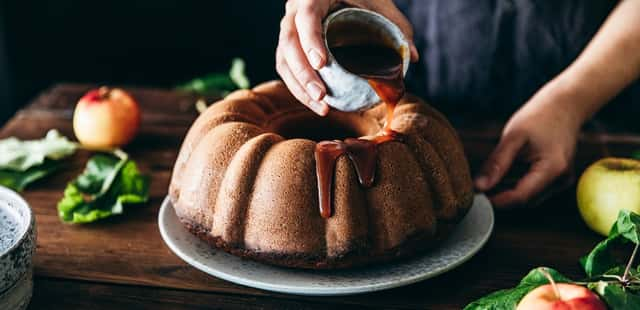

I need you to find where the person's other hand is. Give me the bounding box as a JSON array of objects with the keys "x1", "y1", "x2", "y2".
[
  {"x1": 276, "y1": 0, "x2": 418, "y2": 116},
  {"x1": 474, "y1": 87, "x2": 583, "y2": 208}
]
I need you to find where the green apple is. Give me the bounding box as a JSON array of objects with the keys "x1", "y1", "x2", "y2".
[{"x1": 577, "y1": 157, "x2": 640, "y2": 236}]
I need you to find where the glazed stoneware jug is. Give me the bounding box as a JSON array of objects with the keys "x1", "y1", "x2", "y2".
[{"x1": 318, "y1": 8, "x2": 411, "y2": 112}]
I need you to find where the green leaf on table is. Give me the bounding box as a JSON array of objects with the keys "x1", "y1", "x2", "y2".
[
  {"x1": 592, "y1": 281, "x2": 640, "y2": 309},
  {"x1": 0, "y1": 130, "x2": 76, "y2": 191},
  {"x1": 57, "y1": 153, "x2": 150, "y2": 224},
  {"x1": 581, "y1": 210, "x2": 640, "y2": 278},
  {"x1": 0, "y1": 129, "x2": 77, "y2": 171},
  {"x1": 464, "y1": 267, "x2": 573, "y2": 310},
  {"x1": 0, "y1": 160, "x2": 63, "y2": 191},
  {"x1": 176, "y1": 58, "x2": 250, "y2": 97},
  {"x1": 229, "y1": 58, "x2": 250, "y2": 89},
  {"x1": 176, "y1": 73, "x2": 236, "y2": 95},
  {"x1": 75, "y1": 153, "x2": 128, "y2": 196}
]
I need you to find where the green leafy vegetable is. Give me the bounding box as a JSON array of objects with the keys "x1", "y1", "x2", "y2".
[
  {"x1": 229, "y1": 58, "x2": 250, "y2": 89},
  {"x1": 0, "y1": 130, "x2": 77, "y2": 191},
  {"x1": 177, "y1": 73, "x2": 236, "y2": 95},
  {"x1": 57, "y1": 152, "x2": 149, "y2": 224},
  {"x1": 464, "y1": 268, "x2": 572, "y2": 310},
  {"x1": 176, "y1": 58, "x2": 250, "y2": 97},
  {"x1": 0, "y1": 160, "x2": 63, "y2": 191},
  {"x1": 0, "y1": 129, "x2": 77, "y2": 171}
]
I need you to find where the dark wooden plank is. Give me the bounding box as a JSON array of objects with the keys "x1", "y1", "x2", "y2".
[{"x1": 28, "y1": 277, "x2": 383, "y2": 310}]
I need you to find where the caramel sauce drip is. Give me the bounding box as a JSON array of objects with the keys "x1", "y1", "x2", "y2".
[{"x1": 315, "y1": 44, "x2": 405, "y2": 218}]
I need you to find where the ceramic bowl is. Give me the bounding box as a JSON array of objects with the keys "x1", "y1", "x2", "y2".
[
  {"x1": 319, "y1": 8, "x2": 410, "y2": 112},
  {"x1": 0, "y1": 186, "x2": 36, "y2": 310}
]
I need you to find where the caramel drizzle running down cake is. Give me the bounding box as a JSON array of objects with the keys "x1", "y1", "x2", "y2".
[
  {"x1": 315, "y1": 44, "x2": 406, "y2": 218},
  {"x1": 169, "y1": 49, "x2": 474, "y2": 269}
]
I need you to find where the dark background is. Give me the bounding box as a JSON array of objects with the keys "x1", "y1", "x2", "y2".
[
  {"x1": 0, "y1": 0, "x2": 284, "y2": 123},
  {"x1": 1, "y1": 1, "x2": 637, "y2": 131}
]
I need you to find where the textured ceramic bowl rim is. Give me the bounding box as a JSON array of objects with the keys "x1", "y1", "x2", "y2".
[
  {"x1": 320, "y1": 7, "x2": 411, "y2": 112},
  {"x1": 0, "y1": 186, "x2": 33, "y2": 258},
  {"x1": 323, "y1": 8, "x2": 411, "y2": 77}
]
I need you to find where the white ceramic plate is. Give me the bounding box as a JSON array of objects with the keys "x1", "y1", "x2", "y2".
[{"x1": 159, "y1": 194, "x2": 494, "y2": 296}]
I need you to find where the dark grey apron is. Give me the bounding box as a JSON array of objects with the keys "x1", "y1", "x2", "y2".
[{"x1": 395, "y1": 0, "x2": 637, "y2": 125}]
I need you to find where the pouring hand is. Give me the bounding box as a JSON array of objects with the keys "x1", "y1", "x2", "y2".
[{"x1": 276, "y1": 0, "x2": 417, "y2": 116}]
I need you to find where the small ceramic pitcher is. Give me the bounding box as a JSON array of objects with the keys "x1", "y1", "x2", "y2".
[
  {"x1": 0, "y1": 186, "x2": 36, "y2": 310},
  {"x1": 319, "y1": 8, "x2": 411, "y2": 112}
]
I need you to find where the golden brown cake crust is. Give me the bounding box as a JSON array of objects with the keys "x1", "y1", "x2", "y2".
[{"x1": 169, "y1": 80, "x2": 474, "y2": 269}]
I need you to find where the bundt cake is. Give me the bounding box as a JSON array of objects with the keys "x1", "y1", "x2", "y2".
[{"x1": 169, "y1": 80, "x2": 474, "y2": 269}]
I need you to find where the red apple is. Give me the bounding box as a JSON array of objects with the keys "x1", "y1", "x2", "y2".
[
  {"x1": 517, "y1": 283, "x2": 607, "y2": 310},
  {"x1": 73, "y1": 87, "x2": 141, "y2": 150}
]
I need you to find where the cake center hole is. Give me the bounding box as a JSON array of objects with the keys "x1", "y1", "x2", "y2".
[{"x1": 275, "y1": 116, "x2": 361, "y2": 142}]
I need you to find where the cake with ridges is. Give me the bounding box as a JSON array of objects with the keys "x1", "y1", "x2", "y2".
[{"x1": 169, "y1": 80, "x2": 473, "y2": 269}]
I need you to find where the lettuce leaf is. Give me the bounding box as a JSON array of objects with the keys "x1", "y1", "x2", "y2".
[
  {"x1": 0, "y1": 160, "x2": 63, "y2": 191},
  {"x1": 57, "y1": 153, "x2": 149, "y2": 224},
  {"x1": 0, "y1": 129, "x2": 77, "y2": 171},
  {"x1": 0, "y1": 130, "x2": 76, "y2": 191}
]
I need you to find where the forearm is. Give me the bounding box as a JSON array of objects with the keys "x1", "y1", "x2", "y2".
[{"x1": 538, "y1": 0, "x2": 640, "y2": 126}]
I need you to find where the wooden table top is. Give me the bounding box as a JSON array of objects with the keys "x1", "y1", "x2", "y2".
[{"x1": 2, "y1": 83, "x2": 638, "y2": 309}]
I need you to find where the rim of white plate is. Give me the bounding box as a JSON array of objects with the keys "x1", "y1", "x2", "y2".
[{"x1": 158, "y1": 194, "x2": 494, "y2": 296}]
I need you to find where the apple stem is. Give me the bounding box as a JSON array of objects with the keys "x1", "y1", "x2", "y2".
[
  {"x1": 98, "y1": 86, "x2": 111, "y2": 100},
  {"x1": 540, "y1": 267, "x2": 562, "y2": 300},
  {"x1": 622, "y1": 243, "x2": 639, "y2": 285}
]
